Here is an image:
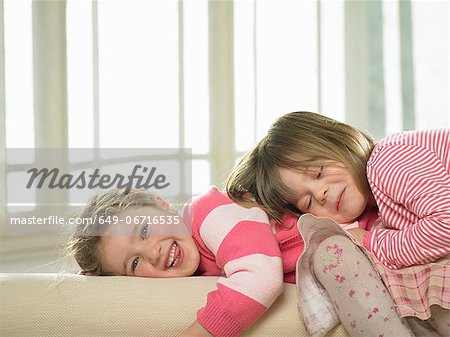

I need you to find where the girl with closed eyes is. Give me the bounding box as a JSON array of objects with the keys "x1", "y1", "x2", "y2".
[{"x1": 227, "y1": 111, "x2": 449, "y2": 336}]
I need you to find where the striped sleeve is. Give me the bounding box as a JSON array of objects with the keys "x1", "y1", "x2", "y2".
[
  {"x1": 365, "y1": 136, "x2": 450, "y2": 269},
  {"x1": 197, "y1": 201, "x2": 284, "y2": 337}
]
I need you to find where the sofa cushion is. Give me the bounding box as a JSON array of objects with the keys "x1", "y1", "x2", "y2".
[{"x1": 0, "y1": 273, "x2": 348, "y2": 336}]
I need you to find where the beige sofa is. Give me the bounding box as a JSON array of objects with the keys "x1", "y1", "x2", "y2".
[{"x1": 0, "y1": 273, "x2": 349, "y2": 336}]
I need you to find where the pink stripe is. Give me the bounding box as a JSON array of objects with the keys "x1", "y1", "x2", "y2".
[
  {"x1": 220, "y1": 254, "x2": 283, "y2": 307},
  {"x1": 216, "y1": 220, "x2": 281, "y2": 267},
  {"x1": 192, "y1": 187, "x2": 234, "y2": 231},
  {"x1": 200, "y1": 203, "x2": 270, "y2": 256}
]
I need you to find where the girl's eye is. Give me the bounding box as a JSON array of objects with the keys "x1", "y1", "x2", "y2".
[
  {"x1": 131, "y1": 257, "x2": 139, "y2": 274},
  {"x1": 131, "y1": 224, "x2": 149, "y2": 274},
  {"x1": 141, "y1": 223, "x2": 148, "y2": 240},
  {"x1": 317, "y1": 166, "x2": 323, "y2": 179}
]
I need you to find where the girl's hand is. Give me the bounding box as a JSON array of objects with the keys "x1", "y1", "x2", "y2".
[
  {"x1": 180, "y1": 320, "x2": 212, "y2": 337},
  {"x1": 347, "y1": 227, "x2": 368, "y2": 246}
]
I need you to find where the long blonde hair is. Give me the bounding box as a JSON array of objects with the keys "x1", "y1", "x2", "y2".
[
  {"x1": 227, "y1": 111, "x2": 374, "y2": 222},
  {"x1": 64, "y1": 189, "x2": 165, "y2": 275}
]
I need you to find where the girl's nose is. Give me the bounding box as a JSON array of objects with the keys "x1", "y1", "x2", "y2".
[
  {"x1": 315, "y1": 186, "x2": 328, "y2": 204},
  {"x1": 143, "y1": 239, "x2": 162, "y2": 265}
]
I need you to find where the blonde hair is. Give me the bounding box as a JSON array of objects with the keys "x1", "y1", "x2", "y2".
[
  {"x1": 64, "y1": 188, "x2": 167, "y2": 276},
  {"x1": 227, "y1": 111, "x2": 374, "y2": 222}
]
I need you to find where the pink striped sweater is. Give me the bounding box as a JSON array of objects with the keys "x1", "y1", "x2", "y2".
[
  {"x1": 186, "y1": 186, "x2": 303, "y2": 337},
  {"x1": 363, "y1": 129, "x2": 450, "y2": 269}
]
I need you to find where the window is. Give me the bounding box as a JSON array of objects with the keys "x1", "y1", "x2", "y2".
[{"x1": 0, "y1": 0, "x2": 448, "y2": 272}]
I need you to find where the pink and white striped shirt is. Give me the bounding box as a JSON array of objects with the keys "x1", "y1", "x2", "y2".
[
  {"x1": 187, "y1": 186, "x2": 302, "y2": 337},
  {"x1": 364, "y1": 129, "x2": 450, "y2": 269}
]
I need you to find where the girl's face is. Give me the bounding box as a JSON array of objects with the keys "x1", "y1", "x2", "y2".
[
  {"x1": 279, "y1": 162, "x2": 374, "y2": 223},
  {"x1": 99, "y1": 206, "x2": 200, "y2": 278}
]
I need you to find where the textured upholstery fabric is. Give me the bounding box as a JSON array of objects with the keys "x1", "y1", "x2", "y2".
[{"x1": 0, "y1": 273, "x2": 348, "y2": 337}]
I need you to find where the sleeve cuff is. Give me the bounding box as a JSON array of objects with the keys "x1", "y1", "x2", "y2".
[
  {"x1": 197, "y1": 301, "x2": 243, "y2": 337},
  {"x1": 197, "y1": 285, "x2": 268, "y2": 337}
]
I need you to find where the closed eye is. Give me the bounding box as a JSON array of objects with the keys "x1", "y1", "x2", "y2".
[
  {"x1": 317, "y1": 166, "x2": 323, "y2": 179},
  {"x1": 306, "y1": 196, "x2": 312, "y2": 210}
]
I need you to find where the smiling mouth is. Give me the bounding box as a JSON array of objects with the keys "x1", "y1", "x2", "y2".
[
  {"x1": 337, "y1": 188, "x2": 346, "y2": 211},
  {"x1": 166, "y1": 241, "x2": 181, "y2": 268}
]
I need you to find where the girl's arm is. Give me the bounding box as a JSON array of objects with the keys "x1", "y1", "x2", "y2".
[
  {"x1": 181, "y1": 320, "x2": 213, "y2": 337},
  {"x1": 196, "y1": 202, "x2": 284, "y2": 337},
  {"x1": 347, "y1": 227, "x2": 368, "y2": 245},
  {"x1": 365, "y1": 141, "x2": 450, "y2": 269}
]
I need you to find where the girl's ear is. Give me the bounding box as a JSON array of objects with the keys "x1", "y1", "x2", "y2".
[{"x1": 156, "y1": 196, "x2": 170, "y2": 209}]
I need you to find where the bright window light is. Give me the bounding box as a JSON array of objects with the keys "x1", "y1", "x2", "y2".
[
  {"x1": 191, "y1": 160, "x2": 210, "y2": 196},
  {"x1": 320, "y1": 0, "x2": 345, "y2": 122},
  {"x1": 97, "y1": 0, "x2": 179, "y2": 148},
  {"x1": 411, "y1": 0, "x2": 449, "y2": 129},
  {"x1": 4, "y1": 0, "x2": 34, "y2": 148},
  {"x1": 183, "y1": 0, "x2": 209, "y2": 154},
  {"x1": 234, "y1": 0, "x2": 256, "y2": 152},
  {"x1": 382, "y1": 0, "x2": 403, "y2": 134},
  {"x1": 255, "y1": 0, "x2": 318, "y2": 138},
  {"x1": 66, "y1": 0, "x2": 94, "y2": 148}
]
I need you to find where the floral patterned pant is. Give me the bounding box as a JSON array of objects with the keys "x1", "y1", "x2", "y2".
[{"x1": 312, "y1": 236, "x2": 415, "y2": 337}]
